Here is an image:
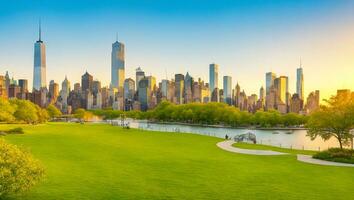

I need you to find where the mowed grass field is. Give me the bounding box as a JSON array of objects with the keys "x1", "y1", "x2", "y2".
[{"x1": 2, "y1": 123, "x2": 354, "y2": 200}]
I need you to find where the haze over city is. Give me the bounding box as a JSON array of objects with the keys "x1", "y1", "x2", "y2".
[{"x1": 1, "y1": 0, "x2": 354, "y2": 100}]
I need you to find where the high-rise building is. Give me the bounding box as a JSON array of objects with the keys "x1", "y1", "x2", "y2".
[
  {"x1": 18, "y1": 79, "x2": 28, "y2": 93},
  {"x1": 124, "y1": 78, "x2": 135, "y2": 100},
  {"x1": 92, "y1": 80, "x2": 101, "y2": 95},
  {"x1": 274, "y1": 76, "x2": 288, "y2": 104},
  {"x1": 48, "y1": 80, "x2": 59, "y2": 103},
  {"x1": 265, "y1": 72, "x2": 276, "y2": 95},
  {"x1": 138, "y1": 77, "x2": 151, "y2": 111},
  {"x1": 305, "y1": 90, "x2": 320, "y2": 113},
  {"x1": 175, "y1": 74, "x2": 184, "y2": 104},
  {"x1": 296, "y1": 67, "x2": 304, "y2": 100},
  {"x1": 209, "y1": 63, "x2": 219, "y2": 97},
  {"x1": 111, "y1": 38, "x2": 125, "y2": 89},
  {"x1": 223, "y1": 76, "x2": 232, "y2": 105},
  {"x1": 184, "y1": 72, "x2": 193, "y2": 103},
  {"x1": 135, "y1": 67, "x2": 145, "y2": 91},
  {"x1": 33, "y1": 22, "x2": 46, "y2": 91},
  {"x1": 81, "y1": 71, "x2": 93, "y2": 92},
  {"x1": 290, "y1": 94, "x2": 303, "y2": 113}
]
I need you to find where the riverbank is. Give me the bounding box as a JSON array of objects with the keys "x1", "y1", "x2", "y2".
[{"x1": 147, "y1": 120, "x2": 307, "y2": 130}]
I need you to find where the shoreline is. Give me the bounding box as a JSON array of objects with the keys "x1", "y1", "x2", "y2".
[{"x1": 146, "y1": 120, "x2": 307, "y2": 130}]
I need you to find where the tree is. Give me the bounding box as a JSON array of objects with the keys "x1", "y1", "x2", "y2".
[
  {"x1": 0, "y1": 138, "x2": 44, "y2": 198},
  {"x1": 74, "y1": 108, "x2": 86, "y2": 122},
  {"x1": 307, "y1": 93, "x2": 354, "y2": 149},
  {"x1": 10, "y1": 99, "x2": 38, "y2": 124},
  {"x1": 46, "y1": 104, "x2": 62, "y2": 119},
  {"x1": 0, "y1": 98, "x2": 15, "y2": 123}
]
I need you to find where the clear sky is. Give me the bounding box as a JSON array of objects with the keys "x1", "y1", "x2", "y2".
[{"x1": 0, "y1": 0, "x2": 354, "y2": 100}]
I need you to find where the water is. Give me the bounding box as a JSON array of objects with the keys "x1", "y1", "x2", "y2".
[{"x1": 110, "y1": 119, "x2": 340, "y2": 151}]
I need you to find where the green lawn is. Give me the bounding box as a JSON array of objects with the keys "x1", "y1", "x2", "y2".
[
  {"x1": 2, "y1": 123, "x2": 354, "y2": 200},
  {"x1": 233, "y1": 142, "x2": 318, "y2": 155}
]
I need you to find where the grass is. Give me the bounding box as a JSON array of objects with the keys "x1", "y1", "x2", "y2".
[
  {"x1": 232, "y1": 142, "x2": 318, "y2": 155},
  {"x1": 1, "y1": 123, "x2": 354, "y2": 200}
]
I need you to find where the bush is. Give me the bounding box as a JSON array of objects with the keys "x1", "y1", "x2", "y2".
[
  {"x1": 5, "y1": 127, "x2": 24, "y2": 134},
  {"x1": 313, "y1": 148, "x2": 354, "y2": 164},
  {"x1": 0, "y1": 139, "x2": 45, "y2": 198}
]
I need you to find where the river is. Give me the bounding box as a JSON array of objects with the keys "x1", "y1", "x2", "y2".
[{"x1": 108, "y1": 119, "x2": 340, "y2": 151}]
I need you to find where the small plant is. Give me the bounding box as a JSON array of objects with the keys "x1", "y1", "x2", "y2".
[
  {"x1": 6, "y1": 127, "x2": 24, "y2": 134},
  {"x1": 313, "y1": 148, "x2": 354, "y2": 164}
]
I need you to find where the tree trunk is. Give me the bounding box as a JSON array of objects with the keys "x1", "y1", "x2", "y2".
[{"x1": 338, "y1": 137, "x2": 343, "y2": 149}]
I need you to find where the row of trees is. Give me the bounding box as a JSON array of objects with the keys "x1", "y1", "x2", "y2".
[
  {"x1": 0, "y1": 98, "x2": 63, "y2": 124},
  {"x1": 92, "y1": 101, "x2": 307, "y2": 128}
]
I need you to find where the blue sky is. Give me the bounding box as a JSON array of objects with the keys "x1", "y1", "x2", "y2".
[{"x1": 1, "y1": 0, "x2": 354, "y2": 99}]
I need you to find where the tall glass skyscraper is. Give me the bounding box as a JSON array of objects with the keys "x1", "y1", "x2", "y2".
[
  {"x1": 265, "y1": 72, "x2": 276, "y2": 95},
  {"x1": 223, "y1": 76, "x2": 232, "y2": 105},
  {"x1": 296, "y1": 67, "x2": 304, "y2": 100},
  {"x1": 111, "y1": 38, "x2": 125, "y2": 89},
  {"x1": 209, "y1": 63, "x2": 219, "y2": 95},
  {"x1": 33, "y1": 22, "x2": 46, "y2": 91}
]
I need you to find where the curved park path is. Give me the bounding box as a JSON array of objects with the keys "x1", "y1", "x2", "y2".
[
  {"x1": 216, "y1": 140, "x2": 288, "y2": 155},
  {"x1": 217, "y1": 140, "x2": 354, "y2": 167}
]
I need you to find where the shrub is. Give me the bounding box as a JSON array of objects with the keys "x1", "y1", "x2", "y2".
[
  {"x1": 313, "y1": 148, "x2": 354, "y2": 164},
  {"x1": 5, "y1": 127, "x2": 24, "y2": 134},
  {"x1": 0, "y1": 139, "x2": 45, "y2": 198}
]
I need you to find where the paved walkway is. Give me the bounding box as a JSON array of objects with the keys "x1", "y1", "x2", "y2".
[
  {"x1": 297, "y1": 154, "x2": 354, "y2": 167},
  {"x1": 217, "y1": 140, "x2": 354, "y2": 167},
  {"x1": 216, "y1": 140, "x2": 288, "y2": 155}
]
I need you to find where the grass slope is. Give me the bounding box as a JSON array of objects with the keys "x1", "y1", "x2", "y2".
[
  {"x1": 233, "y1": 142, "x2": 318, "y2": 155},
  {"x1": 2, "y1": 123, "x2": 354, "y2": 200}
]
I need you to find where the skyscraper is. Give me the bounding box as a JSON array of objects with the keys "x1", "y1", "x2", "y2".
[
  {"x1": 223, "y1": 76, "x2": 232, "y2": 105},
  {"x1": 265, "y1": 72, "x2": 276, "y2": 95},
  {"x1": 296, "y1": 66, "x2": 304, "y2": 100},
  {"x1": 33, "y1": 21, "x2": 46, "y2": 91},
  {"x1": 111, "y1": 38, "x2": 125, "y2": 89},
  {"x1": 81, "y1": 71, "x2": 93, "y2": 92},
  {"x1": 209, "y1": 63, "x2": 219, "y2": 96},
  {"x1": 274, "y1": 76, "x2": 288, "y2": 104},
  {"x1": 135, "y1": 67, "x2": 145, "y2": 90}
]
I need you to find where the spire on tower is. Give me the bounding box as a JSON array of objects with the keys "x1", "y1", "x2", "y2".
[
  {"x1": 116, "y1": 32, "x2": 118, "y2": 42},
  {"x1": 38, "y1": 19, "x2": 42, "y2": 42},
  {"x1": 300, "y1": 57, "x2": 302, "y2": 68}
]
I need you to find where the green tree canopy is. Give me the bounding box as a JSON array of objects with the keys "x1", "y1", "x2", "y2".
[
  {"x1": 307, "y1": 92, "x2": 354, "y2": 149},
  {"x1": 0, "y1": 138, "x2": 44, "y2": 198},
  {"x1": 46, "y1": 104, "x2": 62, "y2": 118}
]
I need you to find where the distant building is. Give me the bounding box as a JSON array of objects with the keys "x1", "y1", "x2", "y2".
[
  {"x1": 138, "y1": 77, "x2": 151, "y2": 111},
  {"x1": 175, "y1": 74, "x2": 184, "y2": 104},
  {"x1": 209, "y1": 63, "x2": 219, "y2": 97},
  {"x1": 111, "y1": 38, "x2": 125, "y2": 89},
  {"x1": 81, "y1": 71, "x2": 93, "y2": 92},
  {"x1": 49, "y1": 80, "x2": 59, "y2": 103},
  {"x1": 223, "y1": 76, "x2": 232, "y2": 105},
  {"x1": 135, "y1": 67, "x2": 145, "y2": 91},
  {"x1": 265, "y1": 72, "x2": 276, "y2": 95},
  {"x1": 290, "y1": 94, "x2": 303, "y2": 113},
  {"x1": 274, "y1": 76, "x2": 288, "y2": 104},
  {"x1": 33, "y1": 22, "x2": 46, "y2": 91},
  {"x1": 296, "y1": 67, "x2": 304, "y2": 100},
  {"x1": 184, "y1": 72, "x2": 193, "y2": 104},
  {"x1": 305, "y1": 90, "x2": 320, "y2": 113},
  {"x1": 124, "y1": 78, "x2": 135, "y2": 108}
]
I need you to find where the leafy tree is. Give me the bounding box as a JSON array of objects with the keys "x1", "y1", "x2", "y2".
[
  {"x1": 10, "y1": 99, "x2": 38, "y2": 124},
  {"x1": 0, "y1": 138, "x2": 44, "y2": 198},
  {"x1": 307, "y1": 93, "x2": 354, "y2": 149},
  {"x1": 74, "y1": 109, "x2": 94, "y2": 122},
  {"x1": 0, "y1": 98, "x2": 15, "y2": 123},
  {"x1": 46, "y1": 104, "x2": 62, "y2": 118}
]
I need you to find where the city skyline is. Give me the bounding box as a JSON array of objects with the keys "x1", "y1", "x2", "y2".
[{"x1": 1, "y1": 0, "x2": 354, "y2": 100}]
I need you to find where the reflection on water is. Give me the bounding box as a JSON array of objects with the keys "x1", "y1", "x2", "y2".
[{"x1": 112, "y1": 119, "x2": 340, "y2": 151}]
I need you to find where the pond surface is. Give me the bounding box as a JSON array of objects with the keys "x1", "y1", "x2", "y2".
[{"x1": 110, "y1": 119, "x2": 340, "y2": 151}]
